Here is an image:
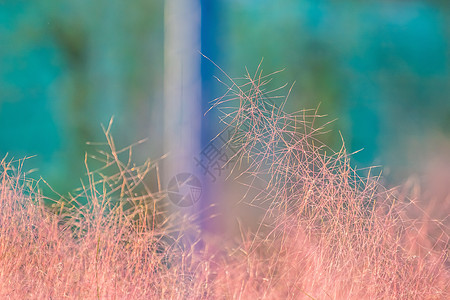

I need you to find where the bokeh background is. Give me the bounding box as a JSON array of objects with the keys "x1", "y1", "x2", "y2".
[{"x1": 1, "y1": 0, "x2": 450, "y2": 198}]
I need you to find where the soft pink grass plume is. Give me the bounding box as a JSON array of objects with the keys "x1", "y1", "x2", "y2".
[
  {"x1": 0, "y1": 67, "x2": 448, "y2": 299},
  {"x1": 207, "y1": 65, "x2": 449, "y2": 299}
]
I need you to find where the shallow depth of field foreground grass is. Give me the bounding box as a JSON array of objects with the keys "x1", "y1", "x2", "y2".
[{"x1": 0, "y1": 69, "x2": 449, "y2": 299}]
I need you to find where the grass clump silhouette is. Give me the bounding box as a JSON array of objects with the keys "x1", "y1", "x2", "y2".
[{"x1": 0, "y1": 67, "x2": 448, "y2": 299}]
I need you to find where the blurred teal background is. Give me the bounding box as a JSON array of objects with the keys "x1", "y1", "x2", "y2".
[{"x1": 1, "y1": 0, "x2": 449, "y2": 195}]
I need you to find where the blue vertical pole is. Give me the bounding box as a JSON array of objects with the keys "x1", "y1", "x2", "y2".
[{"x1": 200, "y1": 0, "x2": 221, "y2": 235}]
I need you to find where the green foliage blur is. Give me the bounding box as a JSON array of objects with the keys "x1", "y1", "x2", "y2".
[
  {"x1": 1, "y1": 0, "x2": 165, "y2": 195},
  {"x1": 1, "y1": 0, "x2": 449, "y2": 195}
]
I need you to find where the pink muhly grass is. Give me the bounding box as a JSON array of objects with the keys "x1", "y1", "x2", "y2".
[
  {"x1": 205, "y1": 63, "x2": 449, "y2": 299},
  {"x1": 0, "y1": 67, "x2": 448, "y2": 299},
  {"x1": 0, "y1": 127, "x2": 207, "y2": 299}
]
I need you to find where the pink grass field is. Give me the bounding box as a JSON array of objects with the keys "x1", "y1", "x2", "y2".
[{"x1": 0, "y1": 69, "x2": 449, "y2": 299}]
